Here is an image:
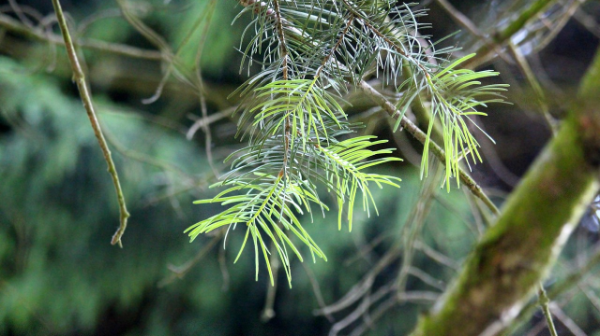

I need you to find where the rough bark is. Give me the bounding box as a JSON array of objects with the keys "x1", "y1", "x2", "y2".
[{"x1": 410, "y1": 48, "x2": 600, "y2": 336}]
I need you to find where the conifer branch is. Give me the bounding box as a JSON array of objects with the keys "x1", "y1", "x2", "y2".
[
  {"x1": 359, "y1": 81, "x2": 500, "y2": 215},
  {"x1": 235, "y1": 0, "x2": 504, "y2": 214},
  {"x1": 187, "y1": 0, "x2": 506, "y2": 283}
]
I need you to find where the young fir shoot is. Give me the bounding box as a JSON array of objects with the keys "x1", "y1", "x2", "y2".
[{"x1": 186, "y1": 0, "x2": 507, "y2": 285}]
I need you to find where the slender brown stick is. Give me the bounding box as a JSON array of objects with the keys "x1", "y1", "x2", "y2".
[
  {"x1": 462, "y1": 0, "x2": 559, "y2": 69},
  {"x1": 50, "y1": 0, "x2": 130, "y2": 247},
  {"x1": 434, "y1": 0, "x2": 513, "y2": 65},
  {"x1": 0, "y1": 14, "x2": 162, "y2": 60},
  {"x1": 508, "y1": 42, "x2": 558, "y2": 134},
  {"x1": 435, "y1": 0, "x2": 484, "y2": 39},
  {"x1": 158, "y1": 233, "x2": 223, "y2": 287},
  {"x1": 359, "y1": 81, "x2": 500, "y2": 215},
  {"x1": 538, "y1": 284, "x2": 559, "y2": 336},
  {"x1": 261, "y1": 242, "x2": 280, "y2": 322}
]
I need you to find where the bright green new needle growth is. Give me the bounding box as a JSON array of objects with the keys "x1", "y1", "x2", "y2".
[
  {"x1": 187, "y1": 0, "x2": 507, "y2": 285},
  {"x1": 400, "y1": 53, "x2": 510, "y2": 189}
]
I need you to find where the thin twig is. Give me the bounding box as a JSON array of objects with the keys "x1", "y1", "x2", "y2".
[
  {"x1": 408, "y1": 267, "x2": 446, "y2": 291},
  {"x1": 51, "y1": 0, "x2": 130, "y2": 247},
  {"x1": 115, "y1": 0, "x2": 198, "y2": 94},
  {"x1": 416, "y1": 240, "x2": 459, "y2": 270},
  {"x1": 100, "y1": 124, "x2": 196, "y2": 181},
  {"x1": 349, "y1": 291, "x2": 440, "y2": 336},
  {"x1": 524, "y1": 320, "x2": 548, "y2": 336},
  {"x1": 435, "y1": 0, "x2": 484, "y2": 39},
  {"x1": 388, "y1": 118, "x2": 422, "y2": 166},
  {"x1": 573, "y1": 8, "x2": 600, "y2": 39},
  {"x1": 320, "y1": 169, "x2": 446, "y2": 325},
  {"x1": 580, "y1": 285, "x2": 600, "y2": 313},
  {"x1": 329, "y1": 282, "x2": 396, "y2": 336},
  {"x1": 8, "y1": 0, "x2": 34, "y2": 28},
  {"x1": 397, "y1": 164, "x2": 442, "y2": 292},
  {"x1": 472, "y1": 119, "x2": 521, "y2": 187},
  {"x1": 76, "y1": 8, "x2": 122, "y2": 36},
  {"x1": 141, "y1": 0, "x2": 216, "y2": 104},
  {"x1": 508, "y1": 42, "x2": 558, "y2": 134},
  {"x1": 261, "y1": 242, "x2": 280, "y2": 322},
  {"x1": 550, "y1": 304, "x2": 587, "y2": 336},
  {"x1": 462, "y1": 0, "x2": 559, "y2": 69},
  {"x1": 300, "y1": 262, "x2": 334, "y2": 322},
  {"x1": 193, "y1": 0, "x2": 220, "y2": 178},
  {"x1": 0, "y1": 13, "x2": 162, "y2": 60},
  {"x1": 359, "y1": 81, "x2": 501, "y2": 215},
  {"x1": 315, "y1": 244, "x2": 401, "y2": 316},
  {"x1": 346, "y1": 289, "x2": 440, "y2": 336},
  {"x1": 538, "y1": 284, "x2": 559, "y2": 336},
  {"x1": 532, "y1": 0, "x2": 582, "y2": 53},
  {"x1": 0, "y1": 6, "x2": 59, "y2": 74},
  {"x1": 434, "y1": 0, "x2": 513, "y2": 65},
  {"x1": 158, "y1": 233, "x2": 222, "y2": 287},
  {"x1": 344, "y1": 231, "x2": 394, "y2": 266},
  {"x1": 501, "y1": 242, "x2": 600, "y2": 336},
  {"x1": 187, "y1": 107, "x2": 236, "y2": 140}
]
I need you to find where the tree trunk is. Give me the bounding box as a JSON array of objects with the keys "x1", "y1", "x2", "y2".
[{"x1": 410, "y1": 47, "x2": 600, "y2": 336}]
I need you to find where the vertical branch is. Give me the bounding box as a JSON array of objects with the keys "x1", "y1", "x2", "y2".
[
  {"x1": 272, "y1": 0, "x2": 291, "y2": 174},
  {"x1": 193, "y1": 0, "x2": 220, "y2": 178},
  {"x1": 261, "y1": 241, "x2": 280, "y2": 322},
  {"x1": 397, "y1": 164, "x2": 442, "y2": 292},
  {"x1": 508, "y1": 42, "x2": 558, "y2": 134},
  {"x1": 50, "y1": 0, "x2": 130, "y2": 247},
  {"x1": 538, "y1": 284, "x2": 559, "y2": 336},
  {"x1": 272, "y1": 0, "x2": 288, "y2": 80}
]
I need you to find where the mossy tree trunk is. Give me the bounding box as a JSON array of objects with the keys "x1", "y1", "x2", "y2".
[{"x1": 410, "y1": 48, "x2": 600, "y2": 336}]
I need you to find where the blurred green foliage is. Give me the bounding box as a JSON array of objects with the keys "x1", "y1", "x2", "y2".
[
  {"x1": 0, "y1": 56, "x2": 478, "y2": 335},
  {"x1": 87, "y1": 0, "x2": 242, "y2": 71},
  {"x1": 1, "y1": 55, "x2": 598, "y2": 334}
]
